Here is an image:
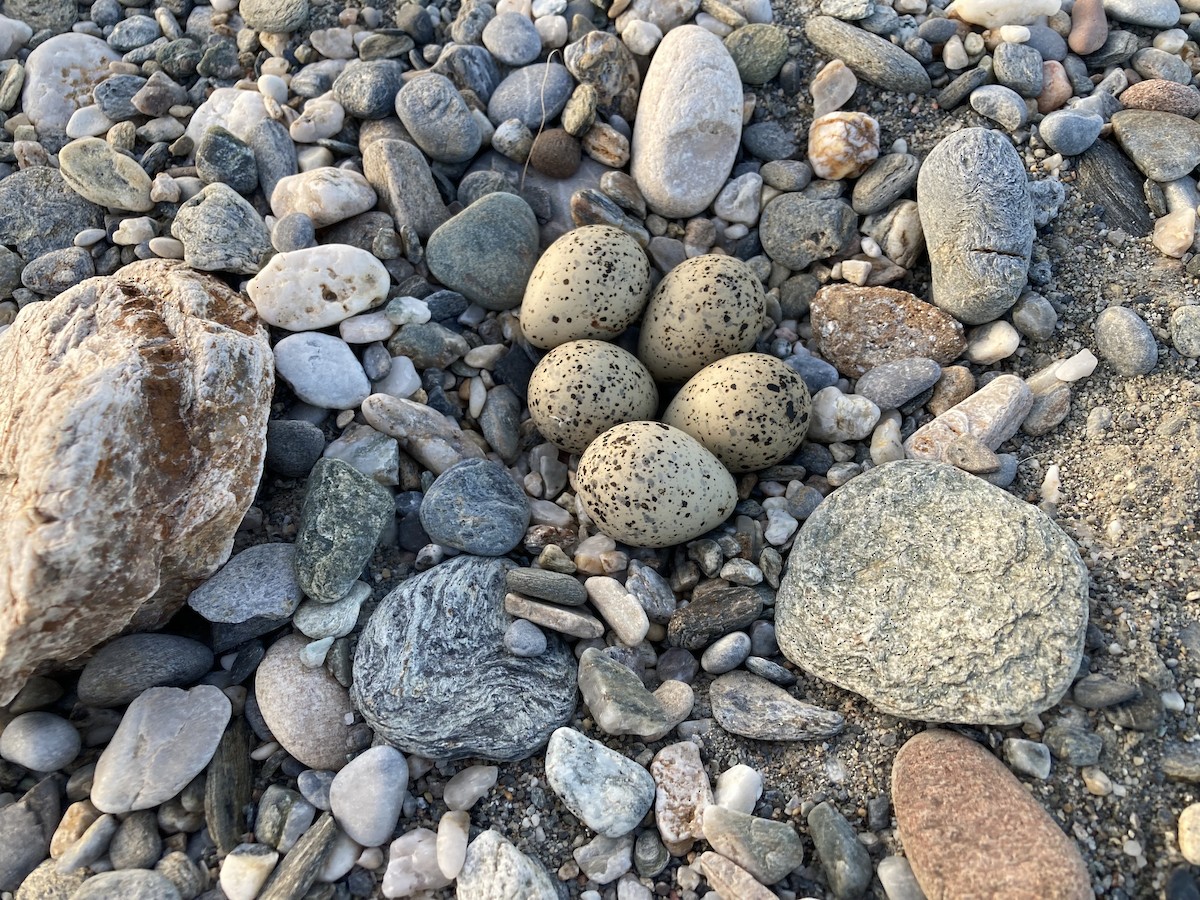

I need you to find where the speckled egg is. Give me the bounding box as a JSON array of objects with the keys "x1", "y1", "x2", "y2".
[
  {"x1": 637, "y1": 254, "x2": 766, "y2": 383},
  {"x1": 528, "y1": 340, "x2": 659, "y2": 454},
  {"x1": 661, "y1": 353, "x2": 812, "y2": 474},
  {"x1": 519, "y1": 225, "x2": 651, "y2": 349},
  {"x1": 575, "y1": 421, "x2": 737, "y2": 548}
]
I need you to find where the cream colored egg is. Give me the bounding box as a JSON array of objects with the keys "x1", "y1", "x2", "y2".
[
  {"x1": 575, "y1": 421, "x2": 737, "y2": 548},
  {"x1": 637, "y1": 254, "x2": 766, "y2": 383},
  {"x1": 662, "y1": 353, "x2": 812, "y2": 474},
  {"x1": 519, "y1": 225, "x2": 652, "y2": 349},
  {"x1": 528, "y1": 340, "x2": 659, "y2": 454}
]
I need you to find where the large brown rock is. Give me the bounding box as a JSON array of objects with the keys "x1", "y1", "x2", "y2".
[
  {"x1": 893, "y1": 730, "x2": 1094, "y2": 899},
  {"x1": 0, "y1": 260, "x2": 273, "y2": 704}
]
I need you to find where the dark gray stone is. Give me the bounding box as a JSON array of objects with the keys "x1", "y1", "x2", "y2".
[
  {"x1": 1038, "y1": 109, "x2": 1103, "y2": 157},
  {"x1": 807, "y1": 802, "x2": 872, "y2": 899},
  {"x1": 1082, "y1": 29, "x2": 1139, "y2": 68},
  {"x1": 1072, "y1": 673, "x2": 1140, "y2": 709},
  {"x1": 20, "y1": 248, "x2": 94, "y2": 296},
  {"x1": 333, "y1": 60, "x2": 406, "y2": 119},
  {"x1": 420, "y1": 458, "x2": 530, "y2": 556},
  {"x1": 479, "y1": 384, "x2": 522, "y2": 463},
  {"x1": 425, "y1": 192, "x2": 539, "y2": 311},
  {"x1": 486, "y1": 63, "x2": 574, "y2": 130},
  {"x1": 776, "y1": 460, "x2": 1090, "y2": 725},
  {"x1": 249, "y1": 119, "x2": 298, "y2": 205},
  {"x1": 936, "y1": 65, "x2": 991, "y2": 111},
  {"x1": 385, "y1": 322, "x2": 469, "y2": 368},
  {"x1": 804, "y1": 16, "x2": 931, "y2": 94},
  {"x1": 741, "y1": 121, "x2": 798, "y2": 162},
  {"x1": 1024, "y1": 24, "x2": 1066, "y2": 61},
  {"x1": 295, "y1": 458, "x2": 394, "y2": 604},
  {"x1": 1103, "y1": 683, "x2": 1164, "y2": 732},
  {"x1": 0, "y1": 168, "x2": 104, "y2": 261},
  {"x1": 1043, "y1": 723, "x2": 1103, "y2": 766},
  {"x1": 577, "y1": 647, "x2": 671, "y2": 738},
  {"x1": 362, "y1": 139, "x2": 449, "y2": 242},
  {"x1": 94, "y1": 74, "x2": 147, "y2": 121},
  {"x1": 0, "y1": 775, "x2": 61, "y2": 892},
  {"x1": 1094, "y1": 305, "x2": 1158, "y2": 376},
  {"x1": 432, "y1": 44, "x2": 501, "y2": 103},
  {"x1": 352, "y1": 556, "x2": 577, "y2": 761},
  {"x1": 853, "y1": 357, "x2": 942, "y2": 410},
  {"x1": 171, "y1": 183, "x2": 272, "y2": 275},
  {"x1": 1132, "y1": 48, "x2": 1192, "y2": 85},
  {"x1": 851, "y1": 152, "x2": 919, "y2": 215},
  {"x1": 396, "y1": 74, "x2": 482, "y2": 164},
  {"x1": 271, "y1": 212, "x2": 316, "y2": 253},
  {"x1": 760, "y1": 193, "x2": 856, "y2": 270},
  {"x1": 918, "y1": 128, "x2": 1033, "y2": 325},
  {"x1": 196, "y1": 126, "x2": 258, "y2": 195},
  {"x1": 77, "y1": 634, "x2": 214, "y2": 708},
  {"x1": 667, "y1": 583, "x2": 762, "y2": 650},
  {"x1": 265, "y1": 419, "x2": 325, "y2": 477},
  {"x1": 1164, "y1": 742, "x2": 1200, "y2": 782},
  {"x1": 709, "y1": 671, "x2": 843, "y2": 740},
  {"x1": 109, "y1": 810, "x2": 162, "y2": 870},
  {"x1": 507, "y1": 567, "x2": 587, "y2": 606},
  {"x1": 992, "y1": 41, "x2": 1044, "y2": 97}
]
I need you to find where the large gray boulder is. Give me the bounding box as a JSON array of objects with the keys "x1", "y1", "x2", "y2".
[
  {"x1": 352, "y1": 556, "x2": 577, "y2": 761},
  {"x1": 775, "y1": 460, "x2": 1089, "y2": 725},
  {"x1": 917, "y1": 128, "x2": 1034, "y2": 325}
]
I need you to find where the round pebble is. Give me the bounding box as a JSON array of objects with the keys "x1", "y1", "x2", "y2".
[
  {"x1": 420, "y1": 458, "x2": 531, "y2": 556},
  {"x1": 1094, "y1": 306, "x2": 1158, "y2": 376},
  {"x1": 0, "y1": 711, "x2": 81, "y2": 771},
  {"x1": 505, "y1": 619, "x2": 548, "y2": 657},
  {"x1": 1170, "y1": 306, "x2": 1200, "y2": 357}
]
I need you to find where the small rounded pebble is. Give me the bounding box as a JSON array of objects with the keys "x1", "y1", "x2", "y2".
[
  {"x1": 1170, "y1": 306, "x2": 1200, "y2": 357},
  {"x1": 0, "y1": 711, "x2": 81, "y2": 771},
  {"x1": 504, "y1": 619, "x2": 548, "y2": 657},
  {"x1": 1094, "y1": 306, "x2": 1158, "y2": 376}
]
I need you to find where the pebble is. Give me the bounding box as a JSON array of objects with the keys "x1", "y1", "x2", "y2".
[
  {"x1": 487, "y1": 62, "x2": 573, "y2": 130},
  {"x1": 21, "y1": 34, "x2": 120, "y2": 142},
  {"x1": 329, "y1": 746, "x2": 408, "y2": 847},
  {"x1": 667, "y1": 582, "x2": 762, "y2": 650},
  {"x1": 1179, "y1": 805, "x2": 1200, "y2": 865},
  {"x1": 544, "y1": 727, "x2": 656, "y2": 837},
  {"x1": 810, "y1": 284, "x2": 966, "y2": 376},
  {"x1": 255, "y1": 634, "x2": 357, "y2": 771},
  {"x1": 760, "y1": 193, "x2": 857, "y2": 270},
  {"x1": 425, "y1": 192, "x2": 539, "y2": 311},
  {"x1": 892, "y1": 730, "x2": 1093, "y2": 897},
  {"x1": 1170, "y1": 306, "x2": 1200, "y2": 357},
  {"x1": 966, "y1": 320, "x2": 1021, "y2": 364},
  {"x1": 1044, "y1": 723, "x2": 1103, "y2": 765},
  {"x1": 851, "y1": 152, "x2": 920, "y2": 215},
  {"x1": 993, "y1": 40, "x2": 1044, "y2": 96},
  {"x1": 220, "y1": 844, "x2": 280, "y2": 900},
  {"x1": 71, "y1": 869, "x2": 182, "y2": 900},
  {"x1": 91, "y1": 685, "x2": 231, "y2": 814},
  {"x1": 270, "y1": 168, "x2": 376, "y2": 229},
  {"x1": 1112, "y1": 110, "x2": 1200, "y2": 182},
  {"x1": 293, "y1": 581, "x2": 368, "y2": 641},
  {"x1": 970, "y1": 84, "x2": 1030, "y2": 131},
  {"x1": 171, "y1": 183, "x2": 272, "y2": 274},
  {"x1": 853, "y1": 357, "x2": 942, "y2": 410},
  {"x1": 724, "y1": 23, "x2": 788, "y2": 84},
  {"x1": 709, "y1": 671, "x2": 844, "y2": 740},
  {"x1": 577, "y1": 647, "x2": 671, "y2": 737},
  {"x1": 382, "y1": 828, "x2": 451, "y2": 897},
  {"x1": 807, "y1": 386, "x2": 881, "y2": 442},
  {"x1": 1038, "y1": 109, "x2": 1103, "y2": 156},
  {"x1": 905, "y1": 373, "x2": 1034, "y2": 463},
  {"x1": 573, "y1": 834, "x2": 633, "y2": 884},
  {"x1": 1120, "y1": 80, "x2": 1200, "y2": 118},
  {"x1": 444, "y1": 765, "x2": 499, "y2": 812},
  {"x1": 1093, "y1": 306, "x2": 1158, "y2": 376},
  {"x1": 504, "y1": 619, "x2": 548, "y2": 657},
  {"x1": 1003, "y1": 738, "x2": 1053, "y2": 779},
  {"x1": 437, "y1": 810, "x2": 470, "y2": 879},
  {"x1": 807, "y1": 802, "x2": 872, "y2": 899},
  {"x1": 274, "y1": 333, "x2": 371, "y2": 411},
  {"x1": 241, "y1": 0, "x2": 310, "y2": 31},
  {"x1": 332, "y1": 60, "x2": 405, "y2": 119},
  {"x1": 506, "y1": 594, "x2": 605, "y2": 639},
  {"x1": 776, "y1": 460, "x2": 1088, "y2": 724},
  {"x1": 811, "y1": 59, "x2": 858, "y2": 118},
  {"x1": 77, "y1": 633, "x2": 214, "y2": 708},
  {"x1": 457, "y1": 831, "x2": 559, "y2": 900},
  {"x1": 58, "y1": 138, "x2": 154, "y2": 212},
  {"x1": 0, "y1": 712, "x2": 80, "y2": 772},
  {"x1": 805, "y1": 15, "x2": 932, "y2": 93},
  {"x1": 1103, "y1": 0, "x2": 1180, "y2": 27},
  {"x1": 247, "y1": 244, "x2": 389, "y2": 331},
  {"x1": 420, "y1": 458, "x2": 529, "y2": 555},
  {"x1": 507, "y1": 568, "x2": 588, "y2": 606},
  {"x1": 353, "y1": 557, "x2": 577, "y2": 761},
  {"x1": 702, "y1": 804, "x2": 804, "y2": 884},
  {"x1": 650, "y1": 741, "x2": 712, "y2": 855},
  {"x1": 186, "y1": 543, "x2": 302, "y2": 624},
  {"x1": 585, "y1": 576, "x2": 650, "y2": 646}
]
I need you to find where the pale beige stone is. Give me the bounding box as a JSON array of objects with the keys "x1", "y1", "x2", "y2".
[
  {"x1": 650, "y1": 741, "x2": 713, "y2": 856},
  {"x1": 0, "y1": 261, "x2": 272, "y2": 705},
  {"x1": 696, "y1": 851, "x2": 775, "y2": 900},
  {"x1": 904, "y1": 373, "x2": 1034, "y2": 464}
]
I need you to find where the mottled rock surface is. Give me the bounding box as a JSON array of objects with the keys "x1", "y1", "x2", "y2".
[
  {"x1": 776, "y1": 460, "x2": 1089, "y2": 725},
  {"x1": 352, "y1": 556, "x2": 577, "y2": 761},
  {"x1": 0, "y1": 260, "x2": 272, "y2": 705}
]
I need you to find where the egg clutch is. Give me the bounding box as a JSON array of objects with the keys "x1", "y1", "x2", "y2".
[{"x1": 518, "y1": 225, "x2": 813, "y2": 548}]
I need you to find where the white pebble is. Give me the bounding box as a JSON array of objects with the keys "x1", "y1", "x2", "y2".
[
  {"x1": 1040, "y1": 463, "x2": 1061, "y2": 505},
  {"x1": 943, "y1": 34, "x2": 969, "y2": 69},
  {"x1": 807, "y1": 386, "x2": 880, "y2": 443},
  {"x1": 585, "y1": 576, "x2": 650, "y2": 646},
  {"x1": 714, "y1": 764, "x2": 762, "y2": 814},
  {"x1": 436, "y1": 810, "x2": 470, "y2": 879},
  {"x1": 1054, "y1": 349, "x2": 1097, "y2": 382},
  {"x1": 468, "y1": 377, "x2": 487, "y2": 419},
  {"x1": 357, "y1": 847, "x2": 385, "y2": 870},
  {"x1": 535, "y1": 14, "x2": 567, "y2": 47},
  {"x1": 219, "y1": 844, "x2": 279, "y2": 900},
  {"x1": 382, "y1": 829, "x2": 450, "y2": 898},
  {"x1": 340, "y1": 311, "x2": 397, "y2": 344},
  {"x1": 74, "y1": 228, "x2": 107, "y2": 247},
  {"x1": 623, "y1": 19, "x2": 663, "y2": 55},
  {"x1": 148, "y1": 236, "x2": 186, "y2": 259},
  {"x1": 965, "y1": 320, "x2": 1021, "y2": 364},
  {"x1": 443, "y1": 765, "x2": 498, "y2": 811},
  {"x1": 387, "y1": 296, "x2": 432, "y2": 326},
  {"x1": 1154, "y1": 28, "x2": 1189, "y2": 53},
  {"x1": 999, "y1": 25, "x2": 1030, "y2": 41},
  {"x1": 65, "y1": 104, "x2": 115, "y2": 139},
  {"x1": 373, "y1": 356, "x2": 422, "y2": 399},
  {"x1": 318, "y1": 830, "x2": 363, "y2": 883}
]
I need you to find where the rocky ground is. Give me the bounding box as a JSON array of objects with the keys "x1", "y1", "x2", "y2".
[{"x1": 2, "y1": 0, "x2": 1200, "y2": 897}]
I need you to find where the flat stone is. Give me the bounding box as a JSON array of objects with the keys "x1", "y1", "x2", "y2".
[
  {"x1": 1120, "y1": 80, "x2": 1200, "y2": 118},
  {"x1": 904, "y1": 374, "x2": 1034, "y2": 463},
  {"x1": 352, "y1": 556, "x2": 577, "y2": 761},
  {"x1": 425, "y1": 192, "x2": 539, "y2": 311},
  {"x1": 776, "y1": 461, "x2": 1089, "y2": 724},
  {"x1": 246, "y1": 244, "x2": 390, "y2": 331},
  {"x1": 810, "y1": 284, "x2": 967, "y2": 377},
  {"x1": 91, "y1": 685, "x2": 231, "y2": 814},
  {"x1": 1112, "y1": 109, "x2": 1200, "y2": 183},
  {"x1": 187, "y1": 543, "x2": 303, "y2": 625},
  {"x1": 760, "y1": 193, "x2": 857, "y2": 269},
  {"x1": 892, "y1": 730, "x2": 1093, "y2": 897},
  {"x1": 577, "y1": 647, "x2": 671, "y2": 738},
  {"x1": 506, "y1": 568, "x2": 588, "y2": 606},
  {"x1": 504, "y1": 594, "x2": 606, "y2": 639},
  {"x1": 294, "y1": 458, "x2": 393, "y2": 603},
  {"x1": 0, "y1": 776, "x2": 61, "y2": 893},
  {"x1": 667, "y1": 583, "x2": 762, "y2": 650},
  {"x1": 630, "y1": 25, "x2": 743, "y2": 218},
  {"x1": 486, "y1": 63, "x2": 573, "y2": 130},
  {"x1": 457, "y1": 831, "x2": 559, "y2": 900},
  {"x1": 361, "y1": 394, "x2": 486, "y2": 474},
  {"x1": 0, "y1": 261, "x2": 271, "y2": 706},
  {"x1": 853, "y1": 357, "x2": 942, "y2": 410},
  {"x1": 255, "y1": 634, "x2": 357, "y2": 771},
  {"x1": 70, "y1": 870, "x2": 181, "y2": 899},
  {"x1": 362, "y1": 138, "x2": 449, "y2": 240},
  {"x1": 241, "y1": 0, "x2": 309, "y2": 31},
  {"x1": 709, "y1": 671, "x2": 844, "y2": 740},
  {"x1": 696, "y1": 852, "x2": 775, "y2": 900},
  {"x1": 76, "y1": 634, "x2": 213, "y2": 708},
  {"x1": 395, "y1": 74, "x2": 481, "y2": 164},
  {"x1": 701, "y1": 805, "x2": 804, "y2": 884},
  {"x1": 58, "y1": 138, "x2": 153, "y2": 212},
  {"x1": 0, "y1": 712, "x2": 79, "y2": 772},
  {"x1": 329, "y1": 745, "x2": 407, "y2": 847},
  {"x1": 573, "y1": 833, "x2": 633, "y2": 885},
  {"x1": 804, "y1": 16, "x2": 931, "y2": 93},
  {"x1": 1103, "y1": 0, "x2": 1180, "y2": 27},
  {"x1": 420, "y1": 458, "x2": 530, "y2": 556},
  {"x1": 918, "y1": 128, "x2": 1033, "y2": 325},
  {"x1": 1073, "y1": 138, "x2": 1153, "y2": 237},
  {"x1": 544, "y1": 726, "x2": 656, "y2": 837}
]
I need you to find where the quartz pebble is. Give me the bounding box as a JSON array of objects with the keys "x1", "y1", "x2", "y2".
[
  {"x1": 544, "y1": 727, "x2": 656, "y2": 837},
  {"x1": 651, "y1": 741, "x2": 713, "y2": 855},
  {"x1": 329, "y1": 746, "x2": 408, "y2": 847},
  {"x1": 445, "y1": 765, "x2": 499, "y2": 811},
  {"x1": 248, "y1": 245, "x2": 390, "y2": 331}
]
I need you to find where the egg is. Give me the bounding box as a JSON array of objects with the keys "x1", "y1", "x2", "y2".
[
  {"x1": 662, "y1": 353, "x2": 812, "y2": 473},
  {"x1": 575, "y1": 421, "x2": 737, "y2": 548},
  {"x1": 637, "y1": 254, "x2": 766, "y2": 383},
  {"x1": 519, "y1": 225, "x2": 652, "y2": 349},
  {"x1": 528, "y1": 340, "x2": 659, "y2": 454}
]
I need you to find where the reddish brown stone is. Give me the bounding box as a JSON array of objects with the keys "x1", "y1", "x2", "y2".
[
  {"x1": 893, "y1": 730, "x2": 1095, "y2": 900},
  {"x1": 810, "y1": 284, "x2": 966, "y2": 377},
  {"x1": 0, "y1": 260, "x2": 273, "y2": 704},
  {"x1": 528, "y1": 128, "x2": 582, "y2": 179},
  {"x1": 1119, "y1": 80, "x2": 1200, "y2": 119}
]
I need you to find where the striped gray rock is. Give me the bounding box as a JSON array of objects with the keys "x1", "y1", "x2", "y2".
[
  {"x1": 805, "y1": 16, "x2": 931, "y2": 94},
  {"x1": 352, "y1": 556, "x2": 577, "y2": 761},
  {"x1": 776, "y1": 460, "x2": 1089, "y2": 725}
]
